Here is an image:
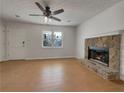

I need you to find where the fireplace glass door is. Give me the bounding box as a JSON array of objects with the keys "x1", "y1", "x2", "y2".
[{"x1": 88, "y1": 47, "x2": 109, "y2": 66}]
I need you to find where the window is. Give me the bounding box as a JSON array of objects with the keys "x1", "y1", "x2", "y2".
[
  {"x1": 42, "y1": 31, "x2": 52, "y2": 48},
  {"x1": 42, "y1": 31, "x2": 63, "y2": 48},
  {"x1": 53, "y1": 32, "x2": 63, "y2": 48}
]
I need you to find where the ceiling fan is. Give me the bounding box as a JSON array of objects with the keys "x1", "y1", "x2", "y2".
[{"x1": 29, "y1": 1, "x2": 64, "y2": 22}]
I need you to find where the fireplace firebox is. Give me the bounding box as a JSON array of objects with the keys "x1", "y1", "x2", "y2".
[{"x1": 88, "y1": 46, "x2": 109, "y2": 66}]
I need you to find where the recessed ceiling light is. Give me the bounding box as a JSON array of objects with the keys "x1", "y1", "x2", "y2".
[
  {"x1": 15, "y1": 15, "x2": 20, "y2": 18},
  {"x1": 67, "y1": 20, "x2": 71, "y2": 23}
]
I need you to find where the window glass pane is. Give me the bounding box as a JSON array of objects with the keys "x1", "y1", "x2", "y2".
[
  {"x1": 53, "y1": 32, "x2": 63, "y2": 48},
  {"x1": 42, "y1": 31, "x2": 52, "y2": 48}
]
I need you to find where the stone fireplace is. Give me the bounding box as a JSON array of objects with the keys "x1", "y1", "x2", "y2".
[{"x1": 84, "y1": 35, "x2": 121, "y2": 80}]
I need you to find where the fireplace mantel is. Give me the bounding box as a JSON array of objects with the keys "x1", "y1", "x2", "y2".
[{"x1": 84, "y1": 35, "x2": 121, "y2": 80}]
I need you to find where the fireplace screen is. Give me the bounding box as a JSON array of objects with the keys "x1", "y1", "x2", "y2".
[{"x1": 88, "y1": 47, "x2": 109, "y2": 66}]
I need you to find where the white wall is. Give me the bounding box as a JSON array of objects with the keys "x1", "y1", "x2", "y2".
[
  {"x1": 6, "y1": 22, "x2": 76, "y2": 60},
  {"x1": 0, "y1": 0, "x2": 6, "y2": 62},
  {"x1": 0, "y1": 20, "x2": 6, "y2": 62},
  {"x1": 121, "y1": 32, "x2": 124, "y2": 80},
  {"x1": 76, "y1": 0, "x2": 124, "y2": 80}
]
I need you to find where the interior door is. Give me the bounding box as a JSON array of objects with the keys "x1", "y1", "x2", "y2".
[{"x1": 7, "y1": 30, "x2": 26, "y2": 60}]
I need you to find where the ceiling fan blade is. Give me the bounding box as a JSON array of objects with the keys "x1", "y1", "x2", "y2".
[
  {"x1": 35, "y1": 2, "x2": 45, "y2": 12},
  {"x1": 53, "y1": 9, "x2": 64, "y2": 15},
  {"x1": 29, "y1": 14, "x2": 44, "y2": 16},
  {"x1": 50, "y1": 16, "x2": 61, "y2": 22}
]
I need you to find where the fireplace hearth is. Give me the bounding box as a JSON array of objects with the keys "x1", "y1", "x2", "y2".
[{"x1": 88, "y1": 47, "x2": 109, "y2": 66}]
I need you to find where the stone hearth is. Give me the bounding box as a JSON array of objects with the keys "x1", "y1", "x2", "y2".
[{"x1": 84, "y1": 35, "x2": 121, "y2": 80}]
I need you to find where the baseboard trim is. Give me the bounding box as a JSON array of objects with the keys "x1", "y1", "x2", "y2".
[
  {"x1": 8, "y1": 59, "x2": 26, "y2": 61},
  {"x1": 0, "y1": 59, "x2": 9, "y2": 63},
  {"x1": 6, "y1": 57, "x2": 76, "y2": 62},
  {"x1": 25, "y1": 56, "x2": 76, "y2": 60}
]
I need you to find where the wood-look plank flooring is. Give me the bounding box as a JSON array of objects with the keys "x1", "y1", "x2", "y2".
[{"x1": 0, "y1": 59, "x2": 124, "y2": 92}]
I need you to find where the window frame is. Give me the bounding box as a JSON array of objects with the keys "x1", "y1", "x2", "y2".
[{"x1": 42, "y1": 31, "x2": 63, "y2": 48}]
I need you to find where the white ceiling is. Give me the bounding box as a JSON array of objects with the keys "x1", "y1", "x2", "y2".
[{"x1": 1, "y1": 0, "x2": 122, "y2": 26}]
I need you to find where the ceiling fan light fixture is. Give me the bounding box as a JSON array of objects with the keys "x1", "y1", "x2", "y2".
[
  {"x1": 44, "y1": 16, "x2": 52, "y2": 23},
  {"x1": 32, "y1": 1, "x2": 64, "y2": 22},
  {"x1": 44, "y1": 16, "x2": 48, "y2": 23}
]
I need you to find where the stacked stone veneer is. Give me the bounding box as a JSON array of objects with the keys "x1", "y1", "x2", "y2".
[{"x1": 84, "y1": 35, "x2": 121, "y2": 80}]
